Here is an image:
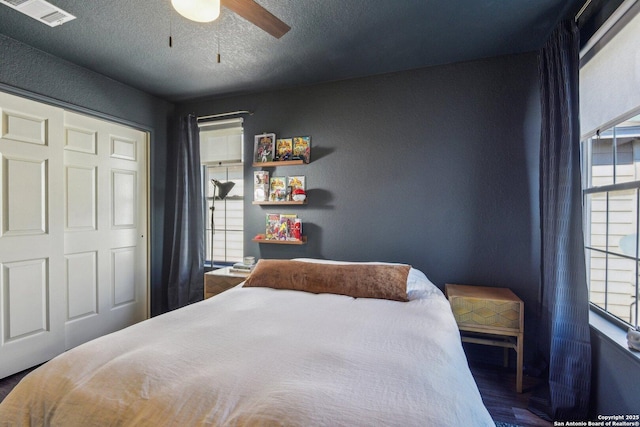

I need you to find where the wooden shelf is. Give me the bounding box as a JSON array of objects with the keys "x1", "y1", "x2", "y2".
[
  {"x1": 252, "y1": 200, "x2": 307, "y2": 205},
  {"x1": 252, "y1": 235, "x2": 307, "y2": 245},
  {"x1": 252, "y1": 160, "x2": 305, "y2": 167}
]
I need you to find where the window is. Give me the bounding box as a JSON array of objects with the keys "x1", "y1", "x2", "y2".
[
  {"x1": 579, "y1": 0, "x2": 640, "y2": 330},
  {"x1": 582, "y1": 114, "x2": 640, "y2": 328},
  {"x1": 200, "y1": 119, "x2": 244, "y2": 264},
  {"x1": 204, "y1": 165, "x2": 243, "y2": 263}
]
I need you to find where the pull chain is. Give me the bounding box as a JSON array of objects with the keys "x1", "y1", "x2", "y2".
[
  {"x1": 169, "y1": 15, "x2": 173, "y2": 47},
  {"x1": 216, "y1": 19, "x2": 221, "y2": 63}
]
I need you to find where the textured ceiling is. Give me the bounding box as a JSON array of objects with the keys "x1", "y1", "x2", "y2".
[{"x1": 0, "y1": 0, "x2": 584, "y2": 102}]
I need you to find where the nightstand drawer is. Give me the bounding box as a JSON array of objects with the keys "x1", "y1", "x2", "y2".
[
  {"x1": 204, "y1": 267, "x2": 248, "y2": 299},
  {"x1": 445, "y1": 284, "x2": 523, "y2": 333}
]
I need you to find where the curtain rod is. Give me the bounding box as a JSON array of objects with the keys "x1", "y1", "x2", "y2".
[
  {"x1": 575, "y1": 0, "x2": 592, "y2": 21},
  {"x1": 197, "y1": 110, "x2": 253, "y2": 121}
]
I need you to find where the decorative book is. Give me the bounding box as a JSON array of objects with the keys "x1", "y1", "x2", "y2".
[
  {"x1": 269, "y1": 176, "x2": 287, "y2": 201},
  {"x1": 278, "y1": 214, "x2": 298, "y2": 240},
  {"x1": 254, "y1": 133, "x2": 275, "y2": 163},
  {"x1": 265, "y1": 213, "x2": 301, "y2": 241},
  {"x1": 275, "y1": 138, "x2": 293, "y2": 161},
  {"x1": 293, "y1": 136, "x2": 311, "y2": 163},
  {"x1": 230, "y1": 262, "x2": 255, "y2": 274},
  {"x1": 253, "y1": 171, "x2": 270, "y2": 201},
  {"x1": 286, "y1": 175, "x2": 305, "y2": 191},
  {"x1": 265, "y1": 213, "x2": 281, "y2": 240}
]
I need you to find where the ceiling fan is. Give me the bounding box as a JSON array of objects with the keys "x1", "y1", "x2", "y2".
[{"x1": 171, "y1": 0, "x2": 290, "y2": 39}]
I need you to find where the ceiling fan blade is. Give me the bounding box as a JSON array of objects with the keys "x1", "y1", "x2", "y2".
[{"x1": 221, "y1": 0, "x2": 290, "y2": 39}]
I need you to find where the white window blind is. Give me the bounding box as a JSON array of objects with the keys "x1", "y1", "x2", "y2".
[
  {"x1": 200, "y1": 118, "x2": 243, "y2": 164},
  {"x1": 580, "y1": 0, "x2": 640, "y2": 137}
]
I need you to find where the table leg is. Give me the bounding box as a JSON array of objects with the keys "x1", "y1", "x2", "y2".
[{"x1": 516, "y1": 333, "x2": 523, "y2": 393}]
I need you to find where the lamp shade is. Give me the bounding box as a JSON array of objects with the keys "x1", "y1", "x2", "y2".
[
  {"x1": 213, "y1": 179, "x2": 235, "y2": 200},
  {"x1": 171, "y1": 0, "x2": 221, "y2": 23}
]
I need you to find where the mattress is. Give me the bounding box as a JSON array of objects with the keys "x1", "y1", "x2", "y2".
[{"x1": 0, "y1": 262, "x2": 493, "y2": 426}]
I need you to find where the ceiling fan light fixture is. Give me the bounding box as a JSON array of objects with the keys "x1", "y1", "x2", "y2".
[{"x1": 171, "y1": 0, "x2": 220, "y2": 23}]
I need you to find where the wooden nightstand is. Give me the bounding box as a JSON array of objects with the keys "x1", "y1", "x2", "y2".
[
  {"x1": 204, "y1": 267, "x2": 248, "y2": 299},
  {"x1": 445, "y1": 284, "x2": 524, "y2": 393}
]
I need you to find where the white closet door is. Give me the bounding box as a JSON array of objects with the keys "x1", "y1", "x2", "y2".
[
  {"x1": 63, "y1": 111, "x2": 147, "y2": 350},
  {"x1": 0, "y1": 91, "x2": 66, "y2": 378},
  {"x1": 0, "y1": 92, "x2": 148, "y2": 379}
]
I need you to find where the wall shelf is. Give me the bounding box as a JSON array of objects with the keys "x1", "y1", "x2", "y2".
[
  {"x1": 252, "y1": 200, "x2": 307, "y2": 205},
  {"x1": 252, "y1": 149, "x2": 309, "y2": 246},
  {"x1": 252, "y1": 160, "x2": 305, "y2": 167},
  {"x1": 252, "y1": 235, "x2": 307, "y2": 245}
]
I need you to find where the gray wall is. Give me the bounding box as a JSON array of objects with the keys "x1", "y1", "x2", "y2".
[
  {"x1": 590, "y1": 329, "x2": 640, "y2": 415},
  {"x1": 181, "y1": 52, "x2": 544, "y2": 361},
  {"x1": 0, "y1": 33, "x2": 174, "y2": 317}
]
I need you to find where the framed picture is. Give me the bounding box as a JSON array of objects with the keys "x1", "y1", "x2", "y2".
[
  {"x1": 287, "y1": 175, "x2": 305, "y2": 191},
  {"x1": 253, "y1": 171, "x2": 270, "y2": 201},
  {"x1": 254, "y1": 133, "x2": 275, "y2": 163},
  {"x1": 269, "y1": 176, "x2": 287, "y2": 201},
  {"x1": 293, "y1": 136, "x2": 311, "y2": 163},
  {"x1": 265, "y1": 213, "x2": 280, "y2": 240},
  {"x1": 275, "y1": 138, "x2": 293, "y2": 161},
  {"x1": 278, "y1": 214, "x2": 298, "y2": 240}
]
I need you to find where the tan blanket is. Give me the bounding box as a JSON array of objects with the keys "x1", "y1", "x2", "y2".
[{"x1": 244, "y1": 259, "x2": 410, "y2": 301}]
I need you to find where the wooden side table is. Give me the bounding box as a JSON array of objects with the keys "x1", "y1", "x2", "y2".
[
  {"x1": 204, "y1": 267, "x2": 248, "y2": 299},
  {"x1": 445, "y1": 284, "x2": 524, "y2": 393}
]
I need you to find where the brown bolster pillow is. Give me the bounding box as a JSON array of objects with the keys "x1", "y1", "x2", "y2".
[{"x1": 243, "y1": 259, "x2": 410, "y2": 302}]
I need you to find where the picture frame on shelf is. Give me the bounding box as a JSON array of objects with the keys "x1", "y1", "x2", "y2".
[
  {"x1": 264, "y1": 213, "x2": 301, "y2": 241},
  {"x1": 254, "y1": 133, "x2": 275, "y2": 163},
  {"x1": 286, "y1": 175, "x2": 305, "y2": 190},
  {"x1": 265, "y1": 213, "x2": 281, "y2": 240},
  {"x1": 253, "y1": 171, "x2": 269, "y2": 202},
  {"x1": 278, "y1": 213, "x2": 298, "y2": 240},
  {"x1": 275, "y1": 138, "x2": 293, "y2": 161},
  {"x1": 269, "y1": 176, "x2": 287, "y2": 201},
  {"x1": 287, "y1": 175, "x2": 306, "y2": 202},
  {"x1": 293, "y1": 136, "x2": 311, "y2": 163},
  {"x1": 287, "y1": 175, "x2": 307, "y2": 200}
]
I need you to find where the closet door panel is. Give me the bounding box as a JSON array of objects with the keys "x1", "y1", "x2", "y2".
[
  {"x1": 2, "y1": 156, "x2": 47, "y2": 235},
  {"x1": 0, "y1": 91, "x2": 65, "y2": 379},
  {"x1": 3, "y1": 259, "x2": 48, "y2": 339},
  {"x1": 1, "y1": 110, "x2": 48, "y2": 146},
  {"x1": 63, "y1": 111, "x2": 147, "y2": 350},
  {"x1": 65, "y1": 251, "x2": 98, "y2": 320},
  {"x1": 65, "y1": 165, "x2": 97, "y2": 231}
]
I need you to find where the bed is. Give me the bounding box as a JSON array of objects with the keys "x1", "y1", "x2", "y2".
[{"x1": 0, "y1": 259, "x2": 493, "y2": 426}]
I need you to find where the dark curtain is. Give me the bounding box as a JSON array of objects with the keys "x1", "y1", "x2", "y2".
[
  {"x1": 166, "y1": 114, "x2": 205, "y2": 310},
  {"x1": 537, "y1": 19, "x2": 591, "y2": 420}
]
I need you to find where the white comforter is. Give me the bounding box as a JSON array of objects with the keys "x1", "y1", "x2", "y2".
[{"x1": 0, "y1": 268, "x2": 493, "y2": 426}]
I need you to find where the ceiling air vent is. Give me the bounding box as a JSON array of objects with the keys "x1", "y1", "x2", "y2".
[{"x1": 0, "y1": 0, "x2": 75, "y2": 27}]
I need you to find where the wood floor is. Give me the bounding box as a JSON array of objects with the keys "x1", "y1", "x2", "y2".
[
  {"x1": 0, "y1": 366, "x2": 37, "y2": 403},
  {"x1": 1, "y1": 362, "x2": 550, "y2": 426},
  {"x1": 469, "y1": 361, "x2": 552, "y2": 427}
]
